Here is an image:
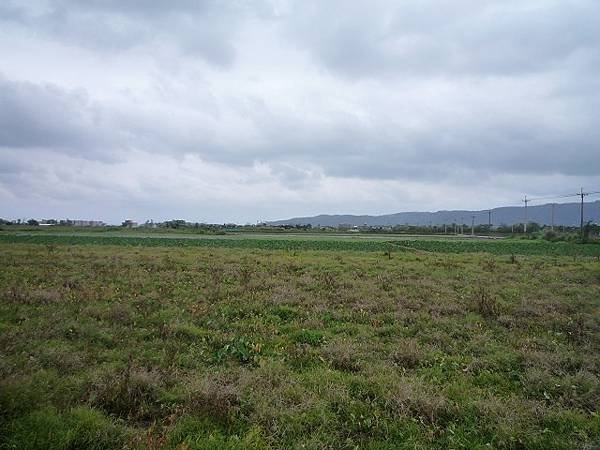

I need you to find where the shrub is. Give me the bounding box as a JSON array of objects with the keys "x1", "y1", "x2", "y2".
[{"x1": 471, "y1": 285, "x2": 500, "y2": 319}]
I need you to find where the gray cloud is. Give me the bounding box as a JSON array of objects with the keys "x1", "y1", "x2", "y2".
[
  {"x1": 285, "y1": 0, "x2": 600, "y2": 77},
  {"x1": 0, "y1": 0, "x2": 269, "y2": 66},
  {"x1": 1, "y1": 0, "x2": 599, "y2": 222},
  {"x1": 0, "y1": 77, "x2": 111, "y2": 153}
]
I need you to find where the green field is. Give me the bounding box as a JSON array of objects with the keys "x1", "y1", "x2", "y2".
[
  {"x1": 1, "y1": 231, "x2": 600, "y2": 256},
  {"x1": 1, "y1": 236, "x2": 599, "y2": 449}
]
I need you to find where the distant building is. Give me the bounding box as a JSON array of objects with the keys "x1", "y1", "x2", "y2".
[
  {"x1": 72, "y1": 220, "x2": 105, "y2": 227},
  {"x1": 39, "y1": 219, "x2": 104, "y2": 227}
]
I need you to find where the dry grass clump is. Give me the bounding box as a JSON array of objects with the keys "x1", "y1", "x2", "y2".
[
  {"x1": 385, "y1": 379, "x2": 454, "y2": 426},
  {"x1": 31, "y1": 289, "x2": 63, "y2": 304},
  {"x1": 36, "y1": 346, "x2": 88, "y2": 375},
  {"x1": 88, "y1": 365, "x2": 164, "y2": 422},
  {"x1": 563, "y1": 314, "x2": 592, "y2": 345},
  {"x1": 475, "y1": 395, "x2": 547, "y2": 447},
  {"x1": 319, "y1": 270, "x2": 339, "y2": 292},
  {"x1": 2, "y1": 285, "x2": 62, "y2": 305},
  {"x1": 391, "y1": 338, "x2": 425, "y2": 370},
  {"x1": 321, "y1": 339, "x2": 363, "y2": 373},
  {"x1": 520, "y1": 348, "x2": 586, "y2": 376},
  {"x1": 185, "y1": 372, "x2": 242, "y2": 424},
  {"x1": 106, "y1": 302, "x2": 134, "y2": 325},
  {"x1": 236, "y1": 361, "x2": 320, "y2": 438},
  {"x1": 470, "y1": 284, "x2": 500, "y2": 319},
  {"x1": 521, "y1": 368, "x2": 600, "y2": 413}
]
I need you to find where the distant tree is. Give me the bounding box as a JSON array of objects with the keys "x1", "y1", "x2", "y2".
[
  {"x1": 163, "y1": 219, "x2": 186, "y2": 229},
  {"x1": 122, "y1": 220, "x2": 137, "y2": 228},
  {"x1": 27, "y1": 219, "x2": 39, "y2": 226}
]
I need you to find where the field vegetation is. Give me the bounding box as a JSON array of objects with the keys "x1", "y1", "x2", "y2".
[
  {"x1": 1, "y1": 233, "x2": 600, "y2": 257},
  {"x1": 1, "y1": 240, "x2": 599, "y2": 449}
]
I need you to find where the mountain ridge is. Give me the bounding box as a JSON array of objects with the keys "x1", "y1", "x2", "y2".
[{"x1": 268, "y1": 200, "x2": 600, "y2": 227}]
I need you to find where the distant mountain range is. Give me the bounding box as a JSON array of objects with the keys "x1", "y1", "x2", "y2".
[{"x1": 268, "y1": 200, "x2": 600, "y2": 227}]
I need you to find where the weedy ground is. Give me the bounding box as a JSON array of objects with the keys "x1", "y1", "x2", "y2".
[{"x1": 0, "y1": 243, "x2": 599, "y2": 449}]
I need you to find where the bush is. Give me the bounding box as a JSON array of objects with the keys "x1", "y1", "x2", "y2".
[{"x1": 470, "y1": 285, "x2": 500, "y2": 319}]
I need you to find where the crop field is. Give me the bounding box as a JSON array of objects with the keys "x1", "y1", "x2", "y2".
[
  {"x1": 1, "y1": 239, "x2": 599, "y2": 449},
  {"x1": 1, "y1": 232, "x2": 600, "y2": 257}
]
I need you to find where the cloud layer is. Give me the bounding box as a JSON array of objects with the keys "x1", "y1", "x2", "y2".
[{"x1": 1, "y1": 0, "x2": 599, "y2": 223}]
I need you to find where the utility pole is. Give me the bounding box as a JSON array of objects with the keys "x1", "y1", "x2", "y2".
[
  {"x1": 522, "y1": 195, "x2": 529, "y2": 233},
  {"x1": 579, "y1": 187, "x2": 588, "y2": 238},
  {"x1": 551, "y1": 203, "x2": 555, "y2": 231},
  {"x1": 460, "y1": 216, "x2": 464, "y2": 235},
  {"x1": 488, "y1": 210, "x2": 492, "y2": 228},
  {"x1": 471, "y1": 215, "x2": 475, "y2": 236}
]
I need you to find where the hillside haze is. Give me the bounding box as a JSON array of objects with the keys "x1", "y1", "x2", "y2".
[{"x1": 268, "y1": 200, "x2": 600, "y2": 227}]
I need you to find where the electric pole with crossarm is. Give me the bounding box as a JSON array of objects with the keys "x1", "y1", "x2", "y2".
[
  {"x1": 522, "y1": 196, "x2": 529, "y2": 233},
  {"x1": 579, "y1": 188, "x2": 588, "y2": 238}
]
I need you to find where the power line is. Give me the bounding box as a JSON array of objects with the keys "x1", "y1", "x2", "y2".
[
  {"x1": 526, "y1": 189, "x2": 600, "y2": 203},
  {"x1": 527, "y1": 193, "x2": 578, "y2": 202},
  {"x1": 518, "y1": 188, "x2": 600, "y2": 235},
  {"x1": 478, "y1": 189, "x2": 600, "y2": 212}
]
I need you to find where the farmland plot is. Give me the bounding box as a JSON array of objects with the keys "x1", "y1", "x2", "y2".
[{"x1": 1, "y1": 233, "x2": 600, "y2": 257}]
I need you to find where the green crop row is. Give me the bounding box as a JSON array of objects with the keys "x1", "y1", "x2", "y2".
[
  {"x1": 394, "y1": 238, "x2": 600, "y2": 256},
  {"x1": 1, "y1": 233, "x2": 599, "y2": 256}
]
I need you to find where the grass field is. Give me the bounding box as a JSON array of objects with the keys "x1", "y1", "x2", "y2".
[{"x1": 1, "y1": 237, "x2": 599, "y2": 449}]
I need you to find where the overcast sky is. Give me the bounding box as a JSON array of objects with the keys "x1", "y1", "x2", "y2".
[{"x1": 1, "y1": 0, "x2": 599, "y2": 224}]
